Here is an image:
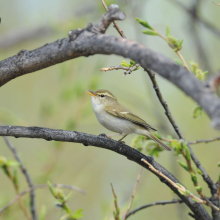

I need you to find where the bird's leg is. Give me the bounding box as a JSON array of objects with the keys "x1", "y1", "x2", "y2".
[
  {"x1": 106, "y1": 134, "x2": 123, "y2": 139},
  {"x1": 118, "y1": 134, "x2": 128, "y2": 142}
]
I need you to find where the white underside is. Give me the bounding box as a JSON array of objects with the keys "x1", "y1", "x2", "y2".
[{"x1": 91, "y1": 97, "x2": 150, "y2": 137}]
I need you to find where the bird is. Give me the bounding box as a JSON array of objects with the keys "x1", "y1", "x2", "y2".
[{"x1": 86, "y1": 89, "x2": 171, "y2": 151}]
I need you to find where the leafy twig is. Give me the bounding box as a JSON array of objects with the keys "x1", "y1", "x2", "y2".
[
  {"x1": 0, "y1": 183, "x2": 85, "y2": 215},
  {"x1": 123, "y1": 168, "x2": 143, "y2": 220},
  {"x1": 125, "y1": 199, "x2": 183, "y2": 219},
  {"x1": 141, "y1": 158, "x2": 205, "y2": 204},
  {"x1": 3, "y1": 165, "x2": 32, "y2": 220},
  {"x1": 100, "y1": 65, "x2": 130, "y2": 72},
  {"x1": 100, "y1": 0, "x2": 140, "y2": 76},
  {"x1": 3, "y1": 137, "x2": 37, "y2": 220}
]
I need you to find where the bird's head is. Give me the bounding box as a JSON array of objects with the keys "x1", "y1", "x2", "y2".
[{"x1": 86, "y1": 89, "x2": 117, "y2": 106}]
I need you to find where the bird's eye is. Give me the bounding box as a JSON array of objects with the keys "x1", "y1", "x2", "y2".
[{"x1": 101, "y1": 94, "x2": 104, "y2": 98}]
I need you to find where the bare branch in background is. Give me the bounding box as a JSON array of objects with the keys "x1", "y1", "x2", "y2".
[
  {"x1": 0, "y1": 183, "x2": 85, "y2": 215},
  {"x1": 125, "y1": 199, "x2": 183, "y2": 219},
  {"x1": 3, "y1": 137, "x2": 37, "y2": 220},
  {"x1": 169, "y1": 0, "x2": 220, "y2": 39},
  {"x1": 189, "y1": 137, "x2": 220, "y2": 145},
  {"x1": 123, "y1": 168, "x2": 143, "y2": 220},
  {"x1": 110, "y1": 183, "x2": 120, "y2": 220}
]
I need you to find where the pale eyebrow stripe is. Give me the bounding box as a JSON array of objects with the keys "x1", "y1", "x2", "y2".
[
  {"x1": 97, "y1": 92, "x2": 115, "y2": 98},
  {"x1": 121, "y1": 112, "x2": 129, "y2": 114}
]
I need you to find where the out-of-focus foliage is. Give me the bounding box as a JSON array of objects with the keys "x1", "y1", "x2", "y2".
[{"x1": 1, "y1": 0, "x2": 220, "y2": 220}]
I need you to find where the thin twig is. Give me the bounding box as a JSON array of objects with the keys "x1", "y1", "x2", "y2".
[
  {"x1": 123, "y1": 168, "x2": 143, "y2": 220},
  {"x1": 101, "y1": 0, "x2": 126, "y2": 38},
  {"x1": 199, "y1": 193, "x2": 220, "y2": 212},
  {"x1": 0, "y1": 183, "x2": 85, "y2": 215},
  {"x1": 189, "y1": 137, "x2": 220, "y2": 145},
  {"x1": 141, "y1": 158, "x2": 205, "y2": 204},
  {"x1": 215, "y1": 181, "x2": 220, "y2": 199},
  {"x1": 146, "y1": 69, "x2": 183, "y2": 138},
  {"x1": 213, "y1": 2, "x2": 220, "y2": 6},
  {"x1": 3, "y1": 137, "x2": 37, "y2": 220},
  {"x1": 4, "y1": 166, "x2": 32, "y2": 220},
  {"x1": 100, "y1": 65, "x2": 129, "y2": 72},
  {"x1": 101, "y1": 0, "x2": 141, "y2": 76},
  {"x1": 110, "y1": 183, "x2": 120, "y2": 220},
  {"x1": 123, "y1": 64, "x2": 140, "y2": 76},
  {"x1": 157, "y1": 32, "x2": 190, "y2": 72},
  {"x1": 125, "y1": 199, "x2": 183, "y2": 219}
]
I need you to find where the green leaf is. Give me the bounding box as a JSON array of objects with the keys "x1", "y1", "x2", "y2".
[
  {"x1": 117, "y1": 207, "x2": 120, "y2": 214},
  {"x1": 219, "y1": 173, "x2": 220, "y2": 182},
  {"x1": 55, "y1": 188, "x2": 65, "y2": 200},
  {"x1": 6, "y1": 160, "x2": 20, "y2": 167},
  {"x1": 185, "y1": 190, "x2": 191, "y2": 195},
  {"x1": 218, "y1": 162, "x2": 220, "y2": 167},
  {"x1": 171, "y1": 140, "x2": 182, "y2": 153},
  {"x1": 0, "y1": 156, "x2": 7, "y2": 166},
  {"x1": 192, "y1": 198, "x2": 198, "y2": 202},
  {"x1": 130, "y1": 60, "x2": 136, "y2": 66},
  {"x1": 153, "y1": 132, "x2": 162, "y2": 139},
  {"x1": 178, "y1": 39, "x2": 184, "y2": 48},
  {"x1": 64, "y1": 191, "x2": 73, "y2": 202},
  {"x1": 121, "y1": 60, "x2": 130, "y2": 67},
  {"x1": 177, "y1": 160, "x2": 190, "y2": 171},
  {"x1": 195, "y1": 186, "x2": 202, "y2": 192},
  {"x1": 182, "y1": 143, "x2": 191, "y2": 161},
  {"x1": 142, "y1": 30, "x2": 158, "y2": 36},
  {"x1": 193, "y1": 105, "x2": 203, "y2": 118},
  {"x1": 178, "y1": 189, "x2": 186, "y2": 196},
  {"x1": 47, "y1": 181, "x2": 56, "y2": 197},
  {"x1": 73, "y1": 209, "x2": 84, "y2": 219},
  {"x1": 166, "y1": 24, "x2": 171, "y2": 36},
  {"x1": 191, "y1": 173, "x2": 198, "y2": 185},
  {"x1": 136, "y1": 17, "x2": 153, "y2": 30},
  {"x1": 13, "y1": 168, "x2": 19, "y2": 186},
  {"x1": 39, "y1": 205, "x2": 47, "y2": 220},
  {"x1": 196, "y1": 169, "x2": 203, "y2": 175}
]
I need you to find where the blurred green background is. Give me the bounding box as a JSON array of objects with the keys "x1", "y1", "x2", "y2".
[{"x1": 0, "y1": 0, "x2": 220, "y2": 219}]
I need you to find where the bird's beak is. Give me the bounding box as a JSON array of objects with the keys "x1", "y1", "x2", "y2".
[{"x1": 86, "y1": 90, "x2": 97, "y2": 97}]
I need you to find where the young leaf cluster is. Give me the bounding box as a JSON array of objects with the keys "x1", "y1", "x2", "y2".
[
  {"x1": 47, "y1": 181, "x2": 84, "y2": 220},
  {"x1": 121, "y1": 60, "x2": 140, "y2": 71}
]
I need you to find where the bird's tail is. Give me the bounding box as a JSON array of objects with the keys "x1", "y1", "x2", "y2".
[{"x1": 147, "y1": 131, "x2": 171, "y2": 151}]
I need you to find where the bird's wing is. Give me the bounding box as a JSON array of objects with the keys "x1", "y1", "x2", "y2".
[{"x1": 105, "y1": 105, "x2": 157, "y2": 131}]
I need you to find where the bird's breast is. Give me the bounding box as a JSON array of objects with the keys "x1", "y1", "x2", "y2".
[{"x1": 91, "y1": 99, "x2": 136, "y2": 134}]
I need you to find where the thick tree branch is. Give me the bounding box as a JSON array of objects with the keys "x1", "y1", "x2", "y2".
[
  {"x1": 0, "y1": 6, "x2": 219, "y2": 130},
  {"x1": 0, "y1": 125, "x2": 212, "y2": 220}
]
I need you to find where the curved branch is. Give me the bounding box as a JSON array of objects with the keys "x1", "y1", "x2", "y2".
[
  {"x1": 0, "y1": 7, "x2": 219, "y2": 130},
  {"x1": 0, "y1": 125, "x2": 212, "y2": 220},
  {"x1": 126, "y1": 199, "x2": 183, "y2": 219}
]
